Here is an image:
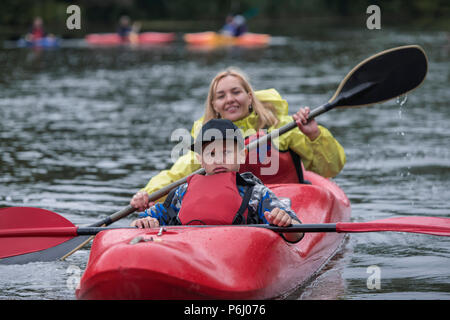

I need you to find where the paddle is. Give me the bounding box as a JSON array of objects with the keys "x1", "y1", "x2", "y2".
[
  {"x1": 2, "y1": 217, "x2": 449, "y2": 238},
  {"x1": 0, "y1": 45, "x2": 428, "y2": 264},
  {"x1": 1, "y1": 207, "x2": 448, "y2": 263}
]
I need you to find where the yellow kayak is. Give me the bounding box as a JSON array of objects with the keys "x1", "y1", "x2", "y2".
[{"x1": 184, "y1": 32, "x2": 270, "y2": 47}]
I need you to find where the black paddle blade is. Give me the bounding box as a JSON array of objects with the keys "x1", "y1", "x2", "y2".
[{"x1": 329, "y1": 45, "x2": 428, "y2": 108}]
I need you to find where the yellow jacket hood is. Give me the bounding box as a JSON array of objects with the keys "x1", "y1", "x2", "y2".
[{"x1": 254, "y1": 88, "x2": 289, "y2": 117}]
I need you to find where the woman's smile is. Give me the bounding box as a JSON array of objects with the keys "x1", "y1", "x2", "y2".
[{"x1": 224, "y1": 104, "x2": 240, "y2": 113}]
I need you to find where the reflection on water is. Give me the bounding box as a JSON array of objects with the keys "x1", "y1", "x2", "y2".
[
  {"x1": 285, "y1": 236, "x2": 352, "y2": 300},
  {"x1": 1, "y1": 28, "x2": 449, "y2": 299}
]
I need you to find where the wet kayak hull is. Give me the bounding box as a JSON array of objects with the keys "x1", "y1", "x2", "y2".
[
  {"x1": 17, "y1": 37, "x2": 60, "y2": 48},
  {"x1": 76, "y1": 171, "x2": 350, "y2": 299},
  {"x1": 85, "y1": 32, "x2": 175, "y2": 45}
]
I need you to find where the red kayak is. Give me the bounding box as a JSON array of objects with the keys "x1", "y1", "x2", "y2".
[
  {"x1": 75, "y1": 170, "x2": 350, "y2": 299},
  {"x1": 85, "y1": 32, "x2": 175, "y2": 45}
]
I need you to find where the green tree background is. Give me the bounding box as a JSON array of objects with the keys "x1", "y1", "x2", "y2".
[{"x1": 0, "y1": 0, "x2": 448, "y2": 39}]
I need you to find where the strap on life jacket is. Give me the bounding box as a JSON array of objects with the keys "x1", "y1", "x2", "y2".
[
  {"x1": 240, "y1": 131, "x2": 311, "y2": 185},
  {"x1": 288, "y1": 149, "x2": 310, "y2": 184},
  {"x1": 161, "y1": 187, "x2": 182, "y2": 225},
  {"x1": 232, "y1": 184, "x2": 254, "y2": 224}
]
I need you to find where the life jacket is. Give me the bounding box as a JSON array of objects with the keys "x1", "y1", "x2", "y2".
[
  {"x1": 31, "y1": 27, "x2": 44, "y2": 41},
  {"x1": 239, "y1": 130, "x2": 307, "y2": 185},
  {"x1": 177, "y1": 172, "x2": 254, "y2": 225}
]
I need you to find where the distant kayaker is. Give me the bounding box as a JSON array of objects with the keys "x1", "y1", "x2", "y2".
[
  {"x1": 131, "y1": 119, "x2": 304, "y2": 243},
  {"x1": 220, "y1": 14, "x2": 247, "y2": 37},
  {"x1": 220, "y1": 14, "x2": 236, "y2": 36},
  {"x1": 117, "y1": 15, "x2": 132, "y2": 41},
  {"x1": 136, "y1": 67, "x2": 346, "y2": 205},
  {"x1": 232, "y1": 15, "x2": 247, "y2": 37},
  {"x1": 25, "y1": 17, "x2": 46, "y2": 42}
]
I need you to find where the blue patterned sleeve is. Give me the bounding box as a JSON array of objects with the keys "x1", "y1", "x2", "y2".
[
  {"x1": 138, "y1": 184, "x2": 186, "y2": 226},
  {"x1": 253, "y1": 185, "x2": 300, "y2": 223}
]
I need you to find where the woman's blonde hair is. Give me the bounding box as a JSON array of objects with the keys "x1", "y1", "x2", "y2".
[{"x1": 203, "y1": 67, "x2": 279, "y2": 130}]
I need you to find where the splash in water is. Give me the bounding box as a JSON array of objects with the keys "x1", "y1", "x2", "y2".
[
  {"x1": 396, "y1": 94, "x2": 408, "y2": 106},
  {"x1": 396, "y1": 94, "x2": 408, "y2": 118}
]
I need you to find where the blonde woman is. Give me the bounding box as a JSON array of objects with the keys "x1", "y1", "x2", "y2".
[{"x1": 131, "y1": 67, "x2": 346, "y2": 210}]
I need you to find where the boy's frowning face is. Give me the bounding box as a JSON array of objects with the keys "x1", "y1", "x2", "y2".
[{"x1": 197, "y1": 140, "x2": 245, "y2": 175}]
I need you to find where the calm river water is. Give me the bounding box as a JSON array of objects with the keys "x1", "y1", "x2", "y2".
[{"x1": 1, "y1": 27, "x2": 449, "y2": 299}]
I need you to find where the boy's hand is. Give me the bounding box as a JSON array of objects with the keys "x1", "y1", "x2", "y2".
[
  {"x1": 130, "y1": 217, "x2": 160, "y2": 228},
  {"x1": 264, "y1": 208, "x2": 293, "y2": 227},
  {"x1": 264, "y1": 208, "x2": 304, "y2": 243},
  {"x1": 130, "y1": 191, "x2": 154, "y2": 211}
]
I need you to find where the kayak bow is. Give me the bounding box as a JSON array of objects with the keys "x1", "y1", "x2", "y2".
[{"x1": 75, "y1": 170, "x2": 351, "y2": 299}]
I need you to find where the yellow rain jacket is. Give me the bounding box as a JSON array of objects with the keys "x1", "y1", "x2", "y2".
[{"x1": 141, "y1": 89, "x2": 346, "y2": 200}]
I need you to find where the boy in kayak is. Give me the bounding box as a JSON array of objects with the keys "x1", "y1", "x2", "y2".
[{"x1": 130, "y1": 119, "x2": 303, "y2": 243}]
